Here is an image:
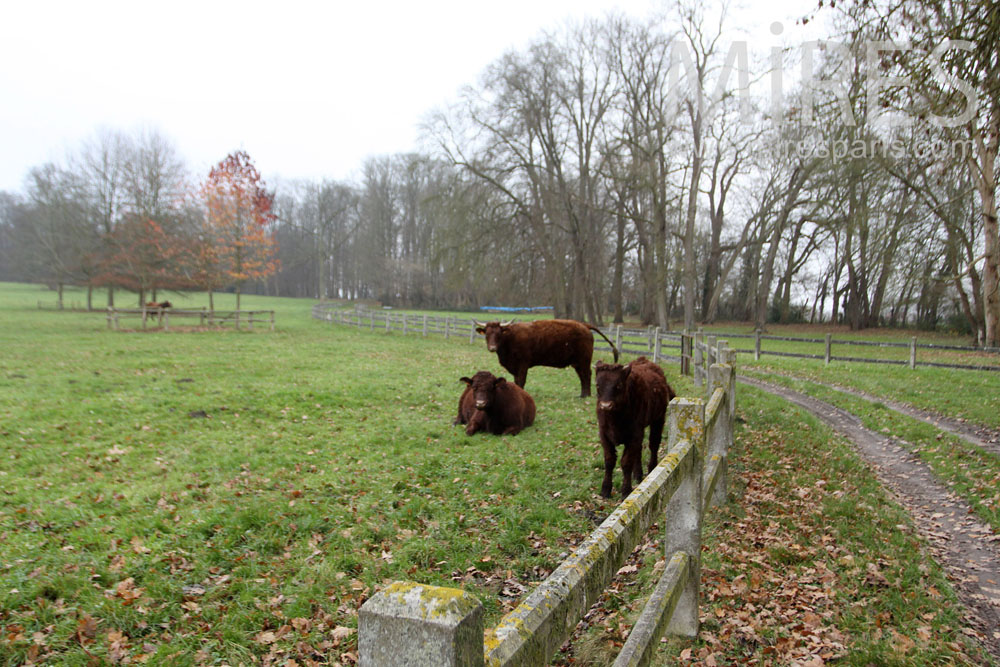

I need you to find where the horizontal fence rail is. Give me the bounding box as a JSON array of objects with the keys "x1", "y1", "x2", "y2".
[
  {"x1": 106, "y1": 307, "x2": 275, "y2": 331},
  {"x1": 313, "y1": 304, "x2": 998, "y2": 373},
  {"x1": 688, "y1": 328, "x2": 999, "y2": 374},
  {"x1": 338, "y1": 299, "x2": 739, "y2": 666}
]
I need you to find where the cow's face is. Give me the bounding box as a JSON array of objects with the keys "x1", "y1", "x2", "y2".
[
  {"x1": 463, "y1": 370, "x2": 505, "y2": 410},
  {"x1": 479, "y1": 322, "x2": 508, "y2": 353},
  {"x1": 595, "y1": 362, "x2": 630, "y2": 412}
]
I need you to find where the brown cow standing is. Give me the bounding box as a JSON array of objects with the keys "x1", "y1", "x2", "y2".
[
  {"x1": 474, "y1": 319, "x2": 619, "y2": 397},
  {"x1": 594, "y1": 357, "x2": 676, "y2": 498},
  {"x1": 454, "y1": 370, "x2": 536, "y2": 436}
]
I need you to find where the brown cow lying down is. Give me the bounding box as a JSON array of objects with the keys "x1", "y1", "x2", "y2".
[
  {"x1": 595, "y1": 357, "x2": 676, "y2": 498},
  {"x1": 454, "y1": 370, "x2": 536, "y2": 436},
  {"x1": 474, "y1": 319, "x2": 619, "y2": 397}
]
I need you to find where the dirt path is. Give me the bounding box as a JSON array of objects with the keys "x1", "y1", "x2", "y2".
[
  {"x1": 739, "y1": 376, "x2": 1000, "y2": 660},
  {"x1": 748, "y1": 369, "x2": 1000, "y2": 457}
]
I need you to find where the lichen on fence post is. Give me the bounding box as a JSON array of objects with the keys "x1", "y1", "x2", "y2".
[
  {"x1": 359, "y1": 581, "x2": 484, "y2": 667},
  {"x1": 664, "y1": 398, "x2": 704, "y2": 638}
]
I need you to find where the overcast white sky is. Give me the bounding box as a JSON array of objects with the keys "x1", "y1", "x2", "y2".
[{"x1": 0, "y1": 0, "x2": 823, "y2": 193}]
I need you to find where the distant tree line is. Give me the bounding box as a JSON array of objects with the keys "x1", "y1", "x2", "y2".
[{"x1": 0, "y1": 0, "x2": 996, "y2": 345}]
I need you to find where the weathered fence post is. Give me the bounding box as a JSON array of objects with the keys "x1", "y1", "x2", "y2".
[
  {"x1": 693, "y1": 330, "x2": 704, "y2": 388},
  {"x1": 385, "y1": 313, "x2": 391, "y2": 333},
  {"x1": 469, "y1": 322, "x2": 475, "y2": 344},
  {"x1": 423, "y1": 314, "x2": 428, "y2": 337},
  {"x1": 754, "y1": 329, "x2": 761, "y2": 361},
  {"x1": 825, "y1": 333, "x2": 832, "y2": 365},
  {"x1": 359, "y1": 582, "x2": 484, "y2": 667},
  {"x1": 106, "y1": 307, "x2": 112, "y2": 330},
  {"x1": 647, "y1": 325, "x2": 654, "y2": 351},
  {"x1": 445, "y1": 317, "x2": 451, "y2": 339},
  {"x1": 664, "y1": 399, "x2": 704, "y2": 638},
  {"x1": 653, "y1": 327, "x2": 662, "y2": 363},
  {"x1": 163, "y1": 311, "x2": 170, "y2": 331},
  {"x1": 615, "y1": 325, "x2": 622, "y2": 355},
  {"x1": 706, "y1": 335, "x2": 717, "y2": 370},
  {"x1": 707, "y1": 364, "x2": 732, "y2": 508},
  {"x1": 403, "y1": 314, "x2": 408, "y2": 336},
  {"x1": 910, "y1": 337, "x2": 917, "y2": 369},
  {"x1": 270, "y1": 311, "x2": 275, "y2": 332}
]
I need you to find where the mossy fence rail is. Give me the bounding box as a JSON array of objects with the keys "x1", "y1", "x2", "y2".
[
  {"x1": 312, "y1": 303, "x2": 736, "y2": 666},
  {"x1": 105, "y1": 307, "x2": 275, "y2": 331}
]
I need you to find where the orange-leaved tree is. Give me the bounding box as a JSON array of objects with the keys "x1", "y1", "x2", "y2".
[{"x1": 200, "y1": 151, "x2": 279, "y2": 312}]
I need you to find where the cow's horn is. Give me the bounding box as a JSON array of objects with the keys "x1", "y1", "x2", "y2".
[
  {"x1": 499, "y1": 318, "x2": 515, "y2": 327},
  {"x1": 472, "y1": 319, "x2": 487, "y2": 328}
]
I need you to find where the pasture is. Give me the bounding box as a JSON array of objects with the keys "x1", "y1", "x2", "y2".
[{"x1": 0, "y1": 283, "x2": 992, "y2": 664}]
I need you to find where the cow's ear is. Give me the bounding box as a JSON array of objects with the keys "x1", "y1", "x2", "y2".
[
  {"x1": 475, "y1": 327, "x2": 485, "y2": 334},
  {"x1": 594, "y1": 360, "x2": 606, "y2": 370},
  {"x1": 494, "y1": 377, "x2": 506, "y2": 386},
  {"x1": 621, "y1": 366, "x2": 632, "y2": 379},
  {"x1": 460, "y1": 376, "x2": 472, "y2": 385}
]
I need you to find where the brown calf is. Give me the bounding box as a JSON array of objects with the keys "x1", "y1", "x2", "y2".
[
  {"x1": 594, "y1": 357, "x2": 676, "y2": 498},
  {"x1": 454, "y1": 370, "x2": 536, "y2": 436},
  {"x1": 473, "y1": 319, "x2": 619, "y2": 397}
]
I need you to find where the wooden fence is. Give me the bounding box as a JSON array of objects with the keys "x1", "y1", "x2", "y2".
[
  {"x1": 691, "y1": 328, "x2": 1000, "y2": 373},
  {"x1": 311, "y1": 302, "x2": 738, "y2": 665},
  {"x1": 311, "y1": 304, "x2": 689, "y2": 366},
  {"x1": 357, "y1": 354, "x2": 736, "y2": 666},
  {"x1": 312, "y1": 305, "x2": 997, "y2": 373},
  {"x1": 105, "y1": 307, "x2": 275, "y2": 331}
]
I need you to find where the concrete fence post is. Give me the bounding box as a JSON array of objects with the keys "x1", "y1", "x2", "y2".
[
  {"x1": 825, "y1": 333, "x2": 832, "y2": 365},
  {"x1": 664, "y1": 399, "x2": 704, "y2": 638},
  {"x1": 910, "y1": 337, "x2": 917, "y2": 369},
  {"x1": 754, "y1": 329, "x2": 761, "y2": 361},
  {"x1": 706, "y1": 335, "x2": 717, "y2": 369},
  {"x1": 359, "y1": 582, "x2": 484, "y2": 667}
]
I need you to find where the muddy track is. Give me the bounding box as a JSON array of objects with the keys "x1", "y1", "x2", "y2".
[
  {"x1": 748, "y1": 369, "x2": 1000, "y2": 457},
  {"x1": 739, "y1": 376, "x2": 1000, "y2": 661}
]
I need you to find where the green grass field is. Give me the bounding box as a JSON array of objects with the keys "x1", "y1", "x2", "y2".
[{"x1": 1, "y1": 283, "x2": 993, "y2": 665}]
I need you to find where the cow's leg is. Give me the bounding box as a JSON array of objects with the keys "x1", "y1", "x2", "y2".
[
  {"x1": 465, "y1": 412, "x2": 486, "y2": 436},
  {"x1": 620, "y1": 441, "x2": 638, "y2": 497},
  {"x1": 632, "y1": 437, "x2": 645, "y2": 486},
  {"x1": 600, "y1": 437, "x2": 617, "y2": 498},
  {"x1": 648, "y1": 418, "x2": 664, "y2": 476},
  {"x1": 514, "y1": 366, "x2": 528, "y2": 388},
  {"x1": 575, "y1": 362, "x2": 592, "y2": 398}
]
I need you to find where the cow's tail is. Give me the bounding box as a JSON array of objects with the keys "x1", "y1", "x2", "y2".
[{"x1": 589, "y1": 325, "x2": 619, "y2": 363}]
